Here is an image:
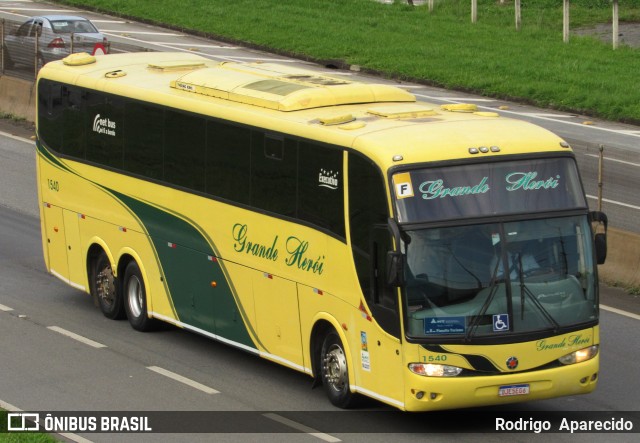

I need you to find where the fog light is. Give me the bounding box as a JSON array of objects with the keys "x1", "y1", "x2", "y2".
[{"x1": 415, "y1": 391, "x2": 424, "y2": 399}]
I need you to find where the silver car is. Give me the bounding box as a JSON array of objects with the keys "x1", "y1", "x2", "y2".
[{"x1": 2, "y1": 15, "x2": 108, "y2": 70}]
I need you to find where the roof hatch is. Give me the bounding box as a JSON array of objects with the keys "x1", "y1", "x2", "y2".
[
  {"x1": 169, "y1": 62, "x2": 415, "y2": 111},
  {"x1": 367, "y1": 104, "x2": 437, "y2": 119}
]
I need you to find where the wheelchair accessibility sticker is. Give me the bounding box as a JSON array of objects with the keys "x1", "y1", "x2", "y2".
[{"x1": 493, "y1": 314, "x2": 510, "y2": 332}]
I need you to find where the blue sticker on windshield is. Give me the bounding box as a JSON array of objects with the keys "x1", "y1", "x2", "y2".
[
  {"x1": 424, "y1": 317, "x2": 466, "y2": 334},
  {"x1": 493, "y1": 314, "x2": 510, "y2": 332}
]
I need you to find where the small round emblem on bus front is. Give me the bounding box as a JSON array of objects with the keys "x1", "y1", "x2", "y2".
[{"x1": 506, "y1": 357, "x2": 519, "y2": 370}]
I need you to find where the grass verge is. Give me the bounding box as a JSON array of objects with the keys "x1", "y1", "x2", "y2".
[{"x1": 49, "y1": 0, "x2": 640, "y2": 123}]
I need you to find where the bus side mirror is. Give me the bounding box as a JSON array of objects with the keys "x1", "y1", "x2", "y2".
[
  {"x1": 590, "y1": 211, "x2": 607, "y2": 265},
  {"x1": 387, "y1": 251, "x2": 405, "y2": 287}
]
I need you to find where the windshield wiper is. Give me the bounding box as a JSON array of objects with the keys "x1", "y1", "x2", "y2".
[
  {"x1": 515, "y1": 253, "x2": 561, "y2": 332},
  {"x1": 465, "y1": 253, "x2": 504, "y2": 341}
]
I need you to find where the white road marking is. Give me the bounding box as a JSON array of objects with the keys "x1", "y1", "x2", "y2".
[
  {"x1": 0, "y1": 7, "x2": 71, "y2": 12},
  {"x1": 100, "y1": 30, "x2": 184, "y2": 36},
  {"x1": 0, "y1": 303, "x2": 14, "y2": 311},
  {"x1": 218, "y1": 55, "x2": 298, "y2": 62},
  {"x1": 89, "y1": 20, "x2": 127, "y2": 24},
  {"x1": 149, "y1": 42, "x2": 239, "y2": 49},
  {"x1": 415, "y1": 93, "x2": 640, "y2": 139},
  {"x1": 47, "y1": 326, "x2": 107, "y2": 349},
  {"x1": 585, "y1": 153, "x2": 640, "y2": 168},
  {"x1": 147, "y1": 366, "x2": 219, "y2": 394},
  {"x1": 519, "y1": 113, "x2": 576, "y2": 118},
  {"x1": 586, "y1": 194, "x2": 640, "y2": 211},
  {"x1": 435, "y1": 97, "x2": 496, "y2": 102},
  {"x1": 601, "y1": 304, "x2": 640, "y2": 321},
  {"x1": 263, "y1": 413, "x2": 341, "y2": 442}
]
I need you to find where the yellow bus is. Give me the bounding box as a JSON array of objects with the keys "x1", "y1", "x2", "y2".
[{"x1": 36, "y1": 51, "x2": 608, "y2": 411}]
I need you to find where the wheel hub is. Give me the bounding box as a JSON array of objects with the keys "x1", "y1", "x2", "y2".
[{"x1": 323, "y1": 345, "x2": 347, "y2": 391}]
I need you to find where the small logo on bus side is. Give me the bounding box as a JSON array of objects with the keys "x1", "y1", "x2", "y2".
[
  {"x1": 318, "y1": 169, "x2": 339, "y2": 190},
  {"x1": 93, "y1": 114, "x2": 117, "y2": 137}
]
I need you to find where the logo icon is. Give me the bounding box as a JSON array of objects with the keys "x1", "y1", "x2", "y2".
[
  {"x1": 7, "y1": 413, "x2": 40, "y2": 431},
  {"x1": 506, "y1": 356, "x2": 519, "y2": 370},
  {"x1": 318, "y1": 169, "x2": 339, "y2": 190},
  {"x1": 92, "y1": 114, "x2": 117, "y2": 137},
  {"x1": 493, "y1": 314, "x2": 509, "y2": 332}
]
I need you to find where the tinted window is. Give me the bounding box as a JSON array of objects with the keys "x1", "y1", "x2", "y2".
[
  {"x1": 206, "y1": 120, "x2": 251, "y2": 204},
  {"x1": 124, "y1": 102, "x2": 164, "y2": 180},
  {"x1": 85, "y1": 92, "x2": 123, "y2": 168},
  {"x1": 37, "y1": 80, "x2": 63, "y2": 151},
  {"x1": 164, "y1": 110, "x2": 206, "y2": 191},
  {"x1": 251, "y1": 133, "x2": 297, "y2": 217},
  {"x1": 59, "y1": 86, "x2": 85, "y2": 158},
  {"x1": 298, "y1": 141, "x2": 344, "y2": 237},
  {"x1": 349, "y1": 153, "x2": 389, "y2": 300}
]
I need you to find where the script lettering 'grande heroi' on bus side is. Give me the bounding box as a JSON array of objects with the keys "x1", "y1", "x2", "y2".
[
  {"x1": 285, "y1": 236, "x2": 325, "y2": 274},
  {"x1": 232, "y1": 223, "x2": 279, "y2": 261}
]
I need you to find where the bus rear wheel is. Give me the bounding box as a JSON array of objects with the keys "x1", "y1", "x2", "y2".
[
  {"x1": 93, "y1": 252, "x2": 125, "y2": 319},
  {"x1": 320, "y1": 330, "x2": 356, "y2": 408},
  {"x1": 123, "y1": 261, "x2": 155, "y2": 332}
]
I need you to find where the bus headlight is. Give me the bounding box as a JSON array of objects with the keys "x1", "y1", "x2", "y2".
[
  {"x1": 558, "y1": 345, "x2": 599, "y2": 365},
  {"x1": 409, "y1": 363, "x2": 463, "y2": 377}
]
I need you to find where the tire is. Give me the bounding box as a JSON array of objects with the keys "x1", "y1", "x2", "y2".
[
  {"x1": 123, "y1": 261, "x2": 156, "y2": 331},
  {"x1": 93, "y1": 252, "x2": 125, "y2": 319},
  {"x1": 320, "y1": 330, "x2": 357, "y2": 408}
]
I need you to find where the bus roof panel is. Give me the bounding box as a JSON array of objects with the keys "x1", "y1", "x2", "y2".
[{"x1": 170, "y1": 62, "x2": 416, "y2": 111}]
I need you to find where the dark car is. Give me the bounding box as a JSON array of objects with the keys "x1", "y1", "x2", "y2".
[{"x1": 2, "y1": 15, "x2": 108, "y2": 70}]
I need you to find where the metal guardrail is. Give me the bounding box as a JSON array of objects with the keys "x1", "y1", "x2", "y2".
[{"x1": 1, "y1": 17, "x2": 153, "y2": 80}]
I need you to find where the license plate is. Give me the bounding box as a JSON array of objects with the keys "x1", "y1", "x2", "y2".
[{"x1": 498, "y1": 384, "x2": 530, "y2": 397}]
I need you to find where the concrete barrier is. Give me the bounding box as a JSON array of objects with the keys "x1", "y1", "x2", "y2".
[
  {"x1": 599, "y1": 227, "x2": 640, "y2": 288},
  {"x1": 0, "y1": 75, "x2": 36, "y2": 121},
  {"x1": 0, "y1": 74, "x2": 637, "y2": 290}
]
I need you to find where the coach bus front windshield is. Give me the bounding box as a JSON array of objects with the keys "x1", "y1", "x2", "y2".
[{"x1": 394, "y1": 157, "x2": 598, "y2": 340}]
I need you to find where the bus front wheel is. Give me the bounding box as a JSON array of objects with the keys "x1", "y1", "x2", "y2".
[
  {"x1": 123, "y1": 261, "x2": 155, "y2": 332},
  {"x1": 320, "y1": 331, "x2": 356, "y2": 408},
  {"x1": 93, "y1": 252, "x2": 125, "y2": 320}
]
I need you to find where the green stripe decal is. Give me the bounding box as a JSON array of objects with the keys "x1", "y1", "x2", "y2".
[{"x1": 111, "y1": 191, "x2": 257, "y2": 350}]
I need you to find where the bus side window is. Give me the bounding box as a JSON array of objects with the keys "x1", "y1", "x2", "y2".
[
  {"x1": 164, "y1": 110, "x2": 206, "y2": 192},
  {"x1": 37, "y1": 79, "x2": 63, "y2": 151},
  {"x1": 62, "y1": 86, "x2": 85, "y2": 159},
  {"x1": 123, "y1": 102, "x2": 164, "y2": 181},
  {"x1": 251, "y1": 133, "x2": 297, "y2": 217},
  {"x1": 85, "y1": 91, "x2": 123, "y2": 169},
  {"x1": 206, "y1": 120, "x2": 251, "y2": 205},
  {"x1": 349, "y1": 153, "x2": 399, "y2": 338},
  {"x1": 297, "y1": 141, "x2": 345, "y2": 238}
]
